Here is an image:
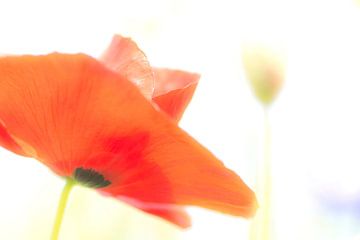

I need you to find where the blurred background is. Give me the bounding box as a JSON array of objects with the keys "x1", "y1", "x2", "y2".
[{"x1": 1, "y1": 0, "x2": 360, "y2": 239}]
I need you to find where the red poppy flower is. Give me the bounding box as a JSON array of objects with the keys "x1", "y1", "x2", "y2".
[{"x1": 0, "y1": 35, "x2": 257, "y2": 228}]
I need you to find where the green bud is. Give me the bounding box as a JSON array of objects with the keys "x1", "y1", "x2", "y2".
[{"x1": 242, "y1": 44, "x2": 285, "y2": 105}]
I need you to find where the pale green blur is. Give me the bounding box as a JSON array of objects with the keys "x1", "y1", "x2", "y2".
[{"x1": 242, "y1": 44, "x2": 285, "y2": 106}]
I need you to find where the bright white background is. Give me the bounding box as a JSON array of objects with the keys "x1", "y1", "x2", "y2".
[{"x1": 0, "y1": 0, "x2": 360, "y2": 239}]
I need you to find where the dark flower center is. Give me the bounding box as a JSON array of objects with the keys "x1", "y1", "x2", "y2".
[{"x1": 73, "y1": 167, "x2": 111, "y2": 188}]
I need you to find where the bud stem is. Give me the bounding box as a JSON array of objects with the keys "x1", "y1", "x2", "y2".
[{"x1": 250, "y1": 107, "x2": 273, "y2": 240}]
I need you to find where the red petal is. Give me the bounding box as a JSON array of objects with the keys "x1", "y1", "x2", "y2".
[
  {"x1": 0, "y1": 121, "x2": 27, "y2": 156},
  {"x1": 152, "y1": 68, "x2": 200, "y2": 122},
  {"x1": 141, "y1": 208, "x2": 191, "y2": 228},
  {"x1": 0, "y1": 53, "x2": 256, "y2": 226},
  {"x1": 118, "y1": 196, "x2": 191, "y2": 228},
  {"x1": 100, "y1": 35, "x2": 154, "y2": 99},
  {"x1": 0, "y1": 53, "x2": 157, "y2": 175},
  {"x1": 100, "y1": 115, "x2": 258, "y2": 220}
]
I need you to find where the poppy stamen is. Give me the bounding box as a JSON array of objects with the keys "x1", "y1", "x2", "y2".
[{"x1": 73, "y1": 167, "x2": 111, "y2": 188}]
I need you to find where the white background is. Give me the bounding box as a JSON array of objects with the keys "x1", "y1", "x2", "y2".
[{"x1": 0, "y1": 0, "x2": 360, "y2": 239}]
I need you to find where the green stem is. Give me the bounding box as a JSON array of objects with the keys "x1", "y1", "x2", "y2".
[
  {"x1": 50, "y1": 179, "x2": 75, "y2": 240},
  {"x1": 250, "y1": 107, "x2": 272, "y2": 240},
  {"x1": 262, "y1": 108, "x2": 272, "y2": 239}
]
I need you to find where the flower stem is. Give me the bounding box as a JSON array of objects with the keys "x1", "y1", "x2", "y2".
[
  {"x1": 50, "y1": 178, "x2": 75, "y2": 240},
  {"x1": 250, "y1": 107, "x2": 272, "y2": 240}
]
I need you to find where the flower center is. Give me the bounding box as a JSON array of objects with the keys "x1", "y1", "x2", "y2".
[{"x1": 73, "y1": 167, "x2": 111, "y2": 188}]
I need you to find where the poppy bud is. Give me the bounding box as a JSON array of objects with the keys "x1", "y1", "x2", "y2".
[{"x1": 242, "y1": 44, "x2": 285, "y2": 105}]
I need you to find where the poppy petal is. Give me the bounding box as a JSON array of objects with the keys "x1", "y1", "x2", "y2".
[
  {"x1": 100, "y1": 35, "x2": 154, "y2": 99},
  {"x1": 118, "y1": 196, "x2": 191, "y2": 228},
  {"x1": 102, "y1": 115, "x2": 257, "y2": 220},
  {"x1": 0, "y1": 53, "x2": 256, "y2": 226},
  {"x1": 0, "y1": 121, "x2": 27, "y2": 156},
  {"x1": 0, "y1": 53, "x2": 156, "y2": 175},
  {"x1": 141, "y1": 207, "x2": 191, "y2": 228},
  {"x1": 152, "y1": 68, "x2": 200, "y2": 122}
]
